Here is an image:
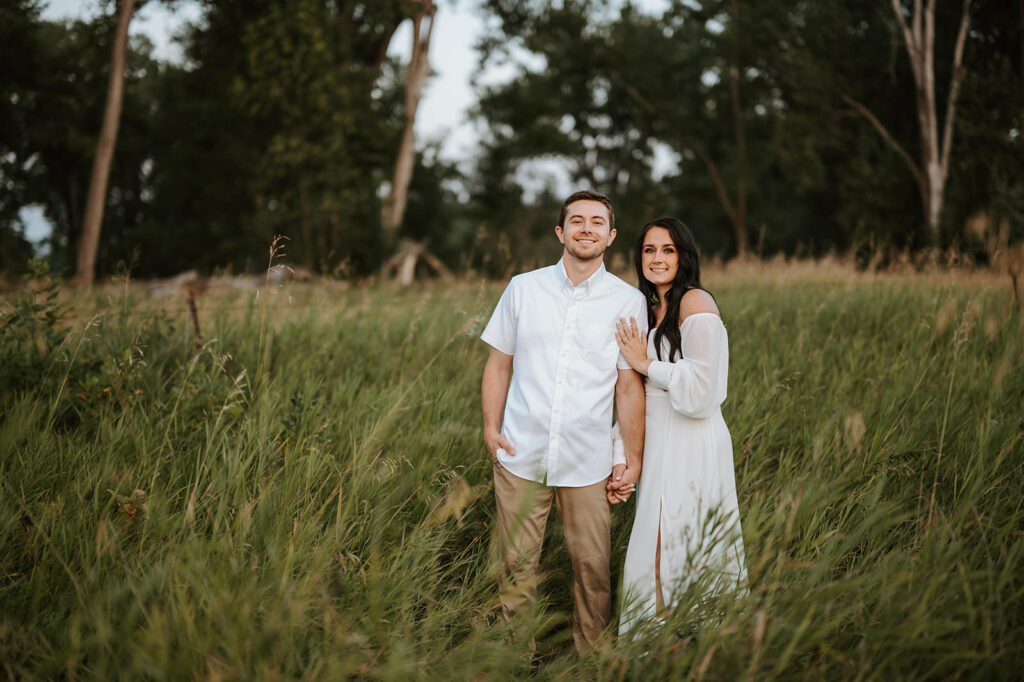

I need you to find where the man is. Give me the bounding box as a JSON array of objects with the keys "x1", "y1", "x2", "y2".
[{"x1": 480, "y1": 189, "x2": 646, "y2": 654}]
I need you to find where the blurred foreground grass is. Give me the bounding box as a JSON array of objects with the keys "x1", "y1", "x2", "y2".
[{"x1": 1, "y1": 262, "x2": 1022, "y2": 680}]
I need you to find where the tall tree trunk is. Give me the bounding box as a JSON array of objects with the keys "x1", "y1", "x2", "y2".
[
  {"x1": 889, "y1": 0, "x2": 971, "y2": 247},
  {"x1": 383, "y1": 1, "x2": 436, "y2": 236},
  {"x1": 74, "y1": 0, "x2": 135, "y2": 287}
]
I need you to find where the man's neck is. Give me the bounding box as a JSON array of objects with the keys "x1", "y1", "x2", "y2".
[{"x1": 562, "y1": 253, "x2": 603, "y2": 286}]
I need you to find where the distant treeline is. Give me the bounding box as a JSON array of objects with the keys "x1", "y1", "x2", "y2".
[{"x1": 1, "y1": 0, "x2": 1022, "y2": 279}]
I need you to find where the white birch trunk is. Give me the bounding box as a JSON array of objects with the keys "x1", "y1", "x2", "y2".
[{"x1": 890, "y1": 0, "x2": 971, "y2": 246}]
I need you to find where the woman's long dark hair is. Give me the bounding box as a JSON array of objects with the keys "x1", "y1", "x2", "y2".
[{"x1": 633, "y1": 217, "x2": 703, "y2": 361}]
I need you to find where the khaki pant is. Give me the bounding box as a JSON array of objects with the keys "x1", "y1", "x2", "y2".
[{"x1": 492, "y1": 462, "x2": 611, "y2": 654}]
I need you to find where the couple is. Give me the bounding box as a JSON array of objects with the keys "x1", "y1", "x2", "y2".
[{"x1": 480, "y1": 190, "x2": 746, "y2": 654}]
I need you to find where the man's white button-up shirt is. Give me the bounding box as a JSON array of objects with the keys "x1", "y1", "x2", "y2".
[{"x1": 481, "y1": 259, "x2": 647, "y2": 487}]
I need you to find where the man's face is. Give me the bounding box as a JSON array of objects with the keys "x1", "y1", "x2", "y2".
[{"x1": 555, "y1": 200, "x2": 616, "y2": 263}]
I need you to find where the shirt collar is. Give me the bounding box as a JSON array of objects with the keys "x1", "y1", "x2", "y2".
[{"x1": 556, "y1": 258, "x2": 606, "y2": 294}]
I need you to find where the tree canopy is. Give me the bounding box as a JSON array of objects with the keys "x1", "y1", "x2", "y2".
[
  {"x1": 0, "y1": 0, "x2": 1021, "y2": 278},
  {"x1": 472, "y1": 0, "x2": 1024, "y2": 259}
]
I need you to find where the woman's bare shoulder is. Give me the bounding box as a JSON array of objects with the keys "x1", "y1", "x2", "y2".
[{"x1": 678, "y1": 288, "x2": 720, "y2": 322}]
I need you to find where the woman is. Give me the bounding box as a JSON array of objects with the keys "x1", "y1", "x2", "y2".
[{"x1": 613, "y1": 217, "x2": 746, "y2": 634}]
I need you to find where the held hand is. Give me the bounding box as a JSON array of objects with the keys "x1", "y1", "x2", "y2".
[
  {"x1": 607, "y1": 485, "x2": 634, "y2": 504},
  {"x1": 615, "y1": 317, "x2": 651, "y2": 376},
  {"x1": 607, "y1": 483, "x2": 632, "y2": 504},
  {"x1": 611, "y1": 463, "x2": 626, "y2": 483},
  {"x1": 606, "y1": 463, "x2": 639, "y2": 504},
  {"x1": 484, "y1": 429, "x2": 516, "y2": 460}
]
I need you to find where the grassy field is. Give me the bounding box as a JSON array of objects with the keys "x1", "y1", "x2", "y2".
[{"x1": 1, "y1": 261, "x2": 1022, "y2": 680}]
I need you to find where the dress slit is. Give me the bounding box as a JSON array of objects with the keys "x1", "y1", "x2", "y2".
[{"x1": 655, "y1": 498, "x2": 665, "y2": 613}]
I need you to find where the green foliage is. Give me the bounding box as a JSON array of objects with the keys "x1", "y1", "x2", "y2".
[
  {"x1": 0, "y1": 0, "x2": 420, "y2": 278},
  {"x1": 0, "y1": 5, "x2": 164, "y2": 275},
  {"x1": 1, "y1": 0, "x2": 1022, "y2": 277},
  {"x1": 0, "y1": 259, "x2": 68, "y2": 399},
  {"x1": 401, "y1": 141, "x2": 495, "y2": 271},
  {"x1": 230, "y1": 0, "x2": 404, "y2": 271},
  {"x1": 0, "y1": 273, "x2": 1021, "y2": 678},
  {"x1": 0, "y1": 0, "x2": 45, "y2": 255},
  {"x1": 473, "y1": 0, "x2": 1024, "y2": 258}
]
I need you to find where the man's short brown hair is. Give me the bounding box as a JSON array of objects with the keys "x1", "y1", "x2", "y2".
[{"x1": 559, "y1": 190, "x2": 615, "y2": 230}]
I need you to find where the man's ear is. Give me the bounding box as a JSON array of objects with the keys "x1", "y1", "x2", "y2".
[
  {"x1": 606, "y1": 228, "x2": 617, "y2": 246},
  {"x1": 555, "y1": 225, "x2": 565, "y2": 244}
]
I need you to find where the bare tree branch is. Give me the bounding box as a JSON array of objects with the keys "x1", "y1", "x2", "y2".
[
  {"x1": 840, "y1": 93, "x2": 927, "y2": 204},
  {"x1": 923, "y1": 0, "x2": 938, "y2": 159},
  {"x1": 939, "y1": 0, "x2": 972, "y2": 187},
  {"x1": 609, "y1": 69, "x2": 739, "y2": 231}
]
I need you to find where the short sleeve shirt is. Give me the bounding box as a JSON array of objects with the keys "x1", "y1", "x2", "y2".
[{"x1": 481, "y1": 259, "x2": 647, "y2": 487}]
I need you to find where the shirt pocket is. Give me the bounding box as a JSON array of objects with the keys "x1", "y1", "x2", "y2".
[{"x1": 577, "y1": 322, "x2": 618, "y2": 359}]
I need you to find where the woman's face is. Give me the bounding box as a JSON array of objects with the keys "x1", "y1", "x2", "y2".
[{"x1": 641, "y1": 226, "x2": 678, "y2": 289}]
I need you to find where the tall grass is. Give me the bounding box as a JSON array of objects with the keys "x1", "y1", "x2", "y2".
[{"x1": 1, "y1": 265, "x2": 1021, "y2": 680}]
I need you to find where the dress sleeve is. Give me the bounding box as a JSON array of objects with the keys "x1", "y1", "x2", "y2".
[{"x1": 646, "y1": 314, "x2": 728, "y2": 419}]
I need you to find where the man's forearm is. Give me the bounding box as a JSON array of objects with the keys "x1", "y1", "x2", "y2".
[
  {"x1": 616, "y1": 371, "x2": 645, "y2": 468},
  {"x1": 481, "y1": 353, "x2": 512, "y2": 435}
]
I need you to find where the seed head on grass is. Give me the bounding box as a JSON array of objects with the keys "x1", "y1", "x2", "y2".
[{"x1": 256, "y1": 235, "x2": 290, "y2": 386}]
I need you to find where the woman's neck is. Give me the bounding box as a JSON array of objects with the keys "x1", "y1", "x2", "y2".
[{"x1": 654, "y1": 284, "x2": 672, "y2": 325}]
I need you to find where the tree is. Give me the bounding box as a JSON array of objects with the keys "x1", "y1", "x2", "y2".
[
  {"x1": 229, "y1": 0, "x2": 413, "y2": 271},
  {"x1": 607, "y1": 0, "x2": 756, "y2": 256},
  {"x1": 475, "y1": 0, "x2": 770, "y2": 257},
  {"x1": 74, "y1": 0, "x2": 135, "y2": 286},
  {"x1": 0, "y1": 6, "x2": 162, "y2": 277},
  {"x1": 383, "y1": 0, "x2": 437, "y2": 236},
  {"x1": 0, "y1": 0, "x2": 44, "y2": 270},
  {"x1": 843, "y1": 0, "x2": 973, "y2": 247}
]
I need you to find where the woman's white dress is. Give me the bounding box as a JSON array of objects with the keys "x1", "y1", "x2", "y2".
[{"x1": 619, "y1": 312, "x2": 746, "y2": 634}]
